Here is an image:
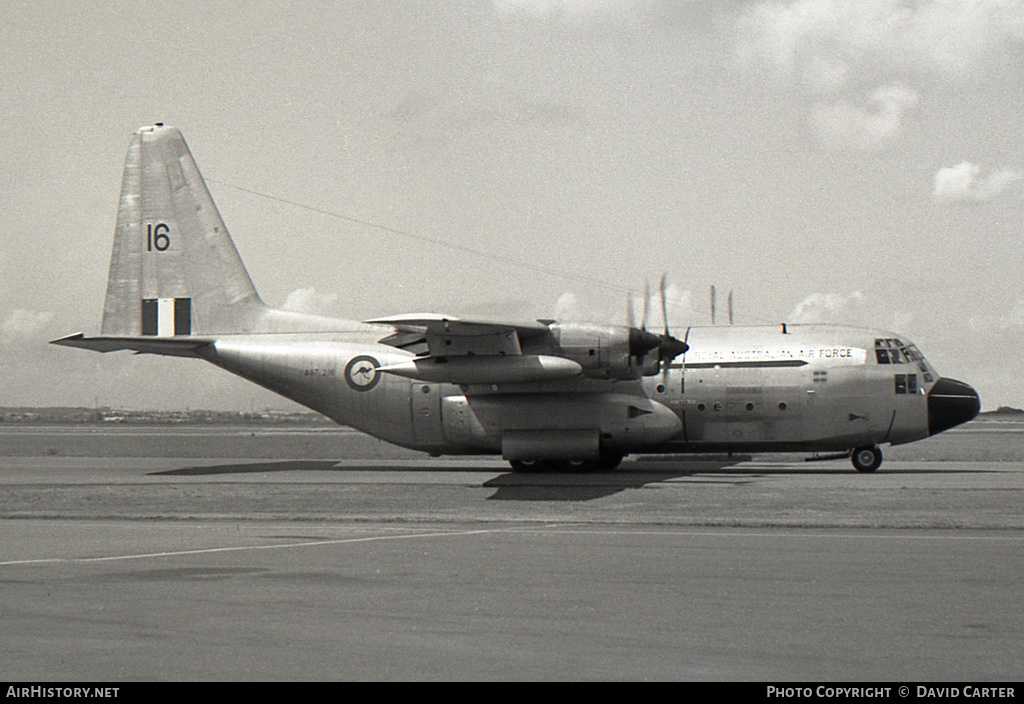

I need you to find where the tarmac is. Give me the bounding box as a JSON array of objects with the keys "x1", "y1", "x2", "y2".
[{"x1": 0, "y1": 424, "x2": 1021, "y2": 681}]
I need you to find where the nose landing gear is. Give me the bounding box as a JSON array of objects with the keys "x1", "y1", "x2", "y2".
[{"x1": 851, "y1": 445, "x2": 883, "y2": 473}]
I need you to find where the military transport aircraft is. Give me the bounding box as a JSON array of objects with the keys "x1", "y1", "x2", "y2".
[{"x1": 53, "y1": 125, "x2": 980, "y2": 473}]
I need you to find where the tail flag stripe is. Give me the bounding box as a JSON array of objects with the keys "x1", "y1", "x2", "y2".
[{"x1": 141, "y1": 297, "x2": 192, "y2": 336}]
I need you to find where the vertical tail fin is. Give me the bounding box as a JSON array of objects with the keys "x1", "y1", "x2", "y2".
[
  {"x1": 100, "y1": 124, "x2": 265, "y2": 337},
  {"x1": 53, "y1": 124, "x2": 358, "y2": 356}
]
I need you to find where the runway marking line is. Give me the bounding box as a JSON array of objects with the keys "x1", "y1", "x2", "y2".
[
  {"x1": 0, "y1": 527, "x2": 507, "y2": 567},
  {"x1": 524, "y1": 527, "x2": 1024, "y2": 541},
  {"x1": 0, "y1": 524, "x2": 1020, "y2": 568}
]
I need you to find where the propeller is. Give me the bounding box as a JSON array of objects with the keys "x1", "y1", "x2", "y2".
[
  {"x1": 628, "y1": 281, "x2": 662, "y2": 362},
  {"x1": 655, "y1": 274, "x2": 688, "y2": 383},
  {"x1": 628, "y1": 275, "x2": 689, "y2": 380}
]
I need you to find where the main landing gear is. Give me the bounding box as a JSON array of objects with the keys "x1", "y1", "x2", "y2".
[
  {"x1": 851, "y1": 445, "x2": 883, "y2": 473},
  {"x1": 508, "y1": 455, "x2": 624, "y2": 473}
]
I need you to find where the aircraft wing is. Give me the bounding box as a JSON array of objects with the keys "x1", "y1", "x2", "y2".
[
  {"x1": 364, "y1": 314, "x2": 578, "y2": 384},
  {"x1": 50, "y1": 333, "x2": 212, "y2": 358},
  {"x1": 365, "y1": 314, "x2": 551, "y2": 357}
]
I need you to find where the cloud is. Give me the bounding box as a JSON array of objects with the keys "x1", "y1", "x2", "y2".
[
  {"x1": 553, "y1": 291, "x2": 613, "y2": 323},
  {"x1": 967, "y1": 299, "x2": 1024, "y2": 334},
  {"x1": 933, "y1": 162, "x2": 1023, "y2": 203},
  {"x1": 808, "y1": 84, "x2": 919, "y2": 149},
  {"x1": 554, "y1": 291, "x2": 586, "y2": 321},
  {"x1": 995, "y1": 300, "x2": 1024, "y2": 331},
  {"x1": 0, "y1": 309, "x2": 55, "y2": 346},
  {"x1": 281, "y1": 288, "x2": 340, "y2": 315},
  {"x1": 788, "y1": 291, "x2": 864, "y2": 324},
  {"x1": 737, "y1": 0, "x2": 1024, "y2": 90},
  {"x1": 737, "y1": 1, "x2": 1024, "y2": 146}
]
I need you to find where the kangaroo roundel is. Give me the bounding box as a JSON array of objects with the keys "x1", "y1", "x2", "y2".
[{"x1": 345, "y1": 355, "x2": 381, "y2": 391}]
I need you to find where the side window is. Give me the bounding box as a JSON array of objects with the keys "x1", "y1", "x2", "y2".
[
  {"x1": 895, "y1": 374, "x2": 907, "y2": 394},
  {"x1": 894, "y1": 374, "x2": 918, "y2": 394}
]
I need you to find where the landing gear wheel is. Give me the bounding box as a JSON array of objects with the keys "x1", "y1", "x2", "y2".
[
  {"x1": 563, "y1": 457, "x2": 620, "y2": 472},
  {"x1": 564, "y1": 459, "x2": 593, "y2": 472},
  {"x1": 508, "y1": 456, "x2": 623, "y2": 472},
  {"x1": 851, "y1": 446, "x2": 883, "y2": 473},
  {"x1": 509, "y1": 459, "x2": 546, "y2": 473}
]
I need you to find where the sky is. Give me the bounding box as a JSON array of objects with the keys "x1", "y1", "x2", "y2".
[{"x1": 1, "y1": 0, "x2": 1023, "y2": 411}]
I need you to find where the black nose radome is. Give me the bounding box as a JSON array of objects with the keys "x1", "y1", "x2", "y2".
[{"x1": 928, "y1": 377, "x2": 981, "y2": 436}]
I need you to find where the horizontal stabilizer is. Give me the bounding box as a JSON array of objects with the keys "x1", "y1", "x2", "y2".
[{"x1": 50, "y1": 333, "x2": 211, "y2": 358}]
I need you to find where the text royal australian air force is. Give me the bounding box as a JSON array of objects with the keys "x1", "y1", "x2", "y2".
[{"x1": 685, "y1": 344, "x2": 866, "y2": 367}]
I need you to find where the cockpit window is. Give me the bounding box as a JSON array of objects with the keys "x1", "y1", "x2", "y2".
[{"x1": 875, "y1": 339, "x2": 935, "y2": 382}]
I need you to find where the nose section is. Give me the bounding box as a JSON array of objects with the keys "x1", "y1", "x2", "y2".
[{"x1": 928, "y1": 377, "x2": 981, "y2": 436}]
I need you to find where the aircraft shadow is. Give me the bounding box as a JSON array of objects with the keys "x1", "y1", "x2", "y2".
[
  {"x1": 150, "y1": 460, "x2": 344, "y2": 476},
  {"x1": 150, "y1": 457, "x2": 750, "y2": 502},
  {"x1": 149, "y1": 460, "x2": 525, "y2": 476},
  {"x1": 483, "y1": 456, "x2": 752, "y2": 502},
  {"x1": 150, "y1": 456, "x2": 994, "y2": 503}
]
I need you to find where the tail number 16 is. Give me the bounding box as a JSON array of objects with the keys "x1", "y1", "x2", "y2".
[{"x1": 146, "y1": 223, "x2": 171, "y2": 251}]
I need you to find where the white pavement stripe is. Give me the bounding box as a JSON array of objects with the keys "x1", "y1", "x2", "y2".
[{"x1": 0, "y1": 528, "x2": 505, "y2": 567}]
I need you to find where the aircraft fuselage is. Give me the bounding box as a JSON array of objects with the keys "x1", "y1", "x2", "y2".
[{"x1": 200, "y1": 322, "x2": 974, "y2": 463}]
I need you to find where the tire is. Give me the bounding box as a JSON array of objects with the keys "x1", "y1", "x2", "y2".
[
  {"x1": 851, "y1": 446, "x2": 883, "y2": 473},
  {"x1": 509, "y1": 459, "x2": 546, "y2": 473},
  {"x1": 508, "y1": 457, "x2": 621, "y2": 472},
  {"x1": 564, "y1": 459, "x2": 593, "y2": 472}
]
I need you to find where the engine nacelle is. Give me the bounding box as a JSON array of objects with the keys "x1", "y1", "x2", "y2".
[
  {"x1": 538, "y1": 323, "x2": 660, "y2": 379},
  {"x1": 379, "y1": 354, "x2": 582, "y2": 384}
]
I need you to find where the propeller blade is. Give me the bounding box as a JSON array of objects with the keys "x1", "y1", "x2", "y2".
[
  {"x1": 665, "y1": 326, "x2": 691, "y2": 386},
  {"x1": 655, "y1": 275, "x2": 688, "y2": 381},
  {"x1": 627, "y1": 283, "x2": 660, "y2": 362},
  {"x1": 659, "y1": 273, "x2": 670, "y2": 338},
  {"x1": 642, "y1": 279, "x2": 650, "y2": 332}
]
